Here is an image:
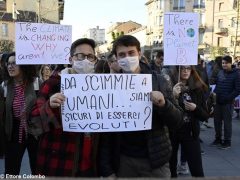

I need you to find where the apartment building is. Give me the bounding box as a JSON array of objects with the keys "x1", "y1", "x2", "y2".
[
  {"x1": 0, "y1": 0, "x2": 64, "y2": 45},
  {"x1": 83, "y1": 26, "x2": 105, "y2": 45},
  {"x1": 145, "y1": 0, "x2": 240, "y2": 58},
  {"x1": 205, "y1": 0, "x2": 240, "y2": 58}
]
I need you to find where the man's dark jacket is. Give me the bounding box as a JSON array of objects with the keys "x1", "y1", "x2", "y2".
[{"x1": 98, "y1": 62, "x2": 183, "y2": 177}]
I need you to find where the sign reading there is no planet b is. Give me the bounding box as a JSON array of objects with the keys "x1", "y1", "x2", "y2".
[{"x1": 163, "y1": 12, "x2": 199, "y2": 65}]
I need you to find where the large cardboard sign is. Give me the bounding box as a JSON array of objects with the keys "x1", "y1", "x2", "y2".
[
  {"x1": 15, "y1": 22, "x2": 72, "y2": 64},
  {"x1": 164, "y1": 12, "x2": 199, "y2": 65},
  {"x1": 61, "y1": 74, "x2": 153, "y2": 132}
]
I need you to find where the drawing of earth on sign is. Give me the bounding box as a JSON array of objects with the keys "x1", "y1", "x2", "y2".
[{"x1": 187, "y1": 28, "x2": 195, "y2": 37}]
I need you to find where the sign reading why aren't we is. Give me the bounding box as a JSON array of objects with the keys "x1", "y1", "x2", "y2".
[
  {"x1": 163, "y1": 12, "x2": 199, "y2": 65},
  {"x1": 15, "y1": 22, "x2": 72, "y2": 64},
  {"x1": 61, "y1": 74, "x2": 153, "y2": 132}
]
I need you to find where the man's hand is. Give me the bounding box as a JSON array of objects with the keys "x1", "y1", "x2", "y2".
[
  {"x1": 50, "y1": 93, "x2": 65, "y2": 108},
  {"x1": 150, "y1": 91, "x2": 165, "y2": 107}
]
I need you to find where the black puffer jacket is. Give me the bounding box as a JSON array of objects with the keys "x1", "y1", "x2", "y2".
[
  {"x1": 99, "y1": 62, "x2": 183, "y2": 177},
  {"x1": 177, "y1": 88, "x2": 209, "y2": 138}
]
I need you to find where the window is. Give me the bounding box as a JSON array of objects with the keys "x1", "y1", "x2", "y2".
[
  {"x1": 219, "y1": 2, "x2": 224, "y2": 11},
  {"x1": 231, "y1": 36, "x2": 240, "y2": 46},
  {"x1": 199, "y1": 13, "x2": 205, "y2": 26},
  {"x1": 1, "y1": 23, "x2": 8, "y2": 37},
  {"x1": 231, "y1": 17, "x2": 237, "y2": 28},
  {"x1": 158, "y1": 0, "x2": 164, "y2": 9},
  {"x1": 217, "y1": 37, "x2": 223, "y2": 46},
  {"x1": 193, "y1": 0, "x2": 205, "y2": 8},
  {"x1": 0, "y1": 0, "x2": 6, "y2": 11},
  {"x1": 155, "y1": 16, "x2": 163, "y2": 26},
  {"x1": 199, "y1": 32, "x2": 204, "y2": 44},
  {"x1": 173, "y1": 0, "x2": 185, "y2": 10},
  {"x1": 218, "y1": 19, "x2": 223, "y2": 28}
]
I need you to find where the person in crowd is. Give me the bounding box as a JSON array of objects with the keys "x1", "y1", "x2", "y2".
[
  {"x1": 0, "y1": 53, "x2": 8, "y2": 84},
  {"x1": 39, "y1": 64, "x2": 52, "y2": 82},
  {"x1": 1, "y1": 52, "x2": 41, "y2": 175},
  {"x1": 211, "y1": 55, "x2": 240, "y2": 149},
  {"x1": 99, "y1": 35, "x2": 183, "y2": 178},
  {"x1": 209, "y1": 56, "x2": 222, "y2": 85},
  {"x1": 0, "y1": 85, "x2": 4, "y2": 159},
  {"x1": 0, "y1": 53, "x2": 8, "y2": 159},
  {"x1": 150, "y1": 50, "x2": 163, "y2": 74},
  {"x1": 31, "y1": 38, "x2": 100, "y2": 177},
  {"x1": 106, "y1": 52, "x2": 121, "y2": 73},
  {"x1": 170, "y1": 65, "x2": 209, "y2": 177},
  {"x1": 94, "y1": 59, "x2": 110, "y2": 73}
]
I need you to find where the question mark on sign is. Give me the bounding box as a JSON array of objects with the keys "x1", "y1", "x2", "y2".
[
  {"x1": 64, "y1": 47, "x2": 70, "y2": 60},
  {"x1": 143, "y1": 106, "x2": 152, "y2": 128}
]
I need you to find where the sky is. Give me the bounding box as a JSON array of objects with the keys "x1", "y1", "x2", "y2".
[{"x1": 61, "y1": 0, "x2": 147, "y2": 41}]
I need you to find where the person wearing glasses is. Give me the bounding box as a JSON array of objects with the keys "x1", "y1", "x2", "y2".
[
  {"x1": 170, "y1": 65, "x2": 209, "y2": 177},
  {"x1": 31, "y1": 38, "x2": 100, "y2": 177},
  {"x1": 1, "y1": 52, "x2": 40, "y2": 175}
]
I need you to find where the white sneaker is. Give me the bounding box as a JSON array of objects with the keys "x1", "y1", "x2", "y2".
[{"x1": 177, "y1": 163, "x2": 189, "y2": 175}]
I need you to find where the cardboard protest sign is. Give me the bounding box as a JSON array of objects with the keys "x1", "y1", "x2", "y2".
[
  {"x1": 15, "y1": 22, "x2": 72, "y2": 64},
  {"x1": 61, "y1": 74, "x2": 153, "y2": 132},
  {"x1": 164, "y1": 12, "x2": 199, "y2": 65}
]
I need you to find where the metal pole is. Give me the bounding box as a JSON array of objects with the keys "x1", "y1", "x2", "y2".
[
  {"x1": 234, "y1": 0, "x2": 240, "y2": 57},
  {"x1": 211, "y1": 0, "x2": 215, "y2": 47},
  {"x1": 37, "y1": 0, "x2": 41, "y2": 23}
]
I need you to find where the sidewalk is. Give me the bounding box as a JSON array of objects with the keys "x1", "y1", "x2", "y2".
[{"x1": 0, "y1": 117, "x2": 240, "y2": 177}]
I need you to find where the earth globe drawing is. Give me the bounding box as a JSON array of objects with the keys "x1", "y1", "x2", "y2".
[{"x1": 187, "y1": 28, "x2": 195, "y2": 37}]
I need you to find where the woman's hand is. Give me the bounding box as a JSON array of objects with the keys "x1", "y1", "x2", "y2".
[
  {"x1": 50, "y1": 93, "x2": 65, "y2": 108},
  {"x1": 184, "y1": 101, "x2": 196, "y2": 111},
  {"x1": 173, "y1": 82, "x2": 183, "y2": 98}
]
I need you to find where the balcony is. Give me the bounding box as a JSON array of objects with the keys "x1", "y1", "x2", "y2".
[
  {"x1": 215, "y1": 28, "x2": 228, "y2": 36},
  {"x1": 199, "y1": 24, "x2": 206, "y2": 32},
  {"x1": 193, "y1": 4, "x2": 205, "y2": 9}
]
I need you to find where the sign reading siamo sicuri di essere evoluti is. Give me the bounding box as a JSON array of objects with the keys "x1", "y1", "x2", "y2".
[{"x1": 61, "y1": 74, "x2": 153, "y2": 132}]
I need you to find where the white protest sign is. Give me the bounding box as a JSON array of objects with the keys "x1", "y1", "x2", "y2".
[
  {"x1": 15, "y1": 22, "x2": 72, "y2": 64},
  {"x1": 61, "y1": 74, "x2": 153, "y2": 132},
  {"x1": 163, "y1": 12, "x2": 199, "y2": 65}
]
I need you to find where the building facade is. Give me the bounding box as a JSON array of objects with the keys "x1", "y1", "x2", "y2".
[
  {"x1": 0, "y1": 0, "x2": 64, "y2": 48},
  {"x1": 145, "y1": 0, "x2": 240, "y2": 59},
  {"x1": 83, "y1": 26, "x2": 105, "y2": 44}
]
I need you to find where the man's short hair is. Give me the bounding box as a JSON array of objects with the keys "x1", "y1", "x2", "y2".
[
  {"x1": 70, "y1": 38, "x2": 96, "y2": 56},
  {"x1": 112, "y1": 35, "x2": 141, "y2": 56},
  {"x1": 156, "y1": 50, "x2": 164, "y2": 58},
  {"x1": 222, "y1": 55, "x2": 232, "y2": 64}
]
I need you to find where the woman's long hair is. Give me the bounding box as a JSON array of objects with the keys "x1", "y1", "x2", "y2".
[
  {"x1": 179, "y1": 66, "x2": 209, "y2": 92},
  {"x1": 3, "y1": 52, "x2": 37, "y2": 85}
]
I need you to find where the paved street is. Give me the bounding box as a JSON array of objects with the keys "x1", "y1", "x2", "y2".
[{"x1": 0, "y1": 116, "x2": 240, "y2": 178}]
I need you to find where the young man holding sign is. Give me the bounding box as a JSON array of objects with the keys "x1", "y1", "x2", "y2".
[
  {"x1": 99, "y1": 35, "x2": 183, "y2": 178},
  {"x1": 31, "y1": 38, "x2": 99, "y2": 177}
]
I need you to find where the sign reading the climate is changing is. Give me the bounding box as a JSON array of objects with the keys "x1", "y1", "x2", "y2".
[
  {"x1": 61, "y1": 74, "x2": 153, "y2": 132},
  {"x1": 15, "y1": 22, "x2": 72, "y2": 64},
  {"x1": 163, "y1": 12, "x2": 199, "y2": 65}
]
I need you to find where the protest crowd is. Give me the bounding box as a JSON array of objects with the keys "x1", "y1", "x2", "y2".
[{"x1": 0, "y1": 33, "x2": 240, "y2": 178}]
